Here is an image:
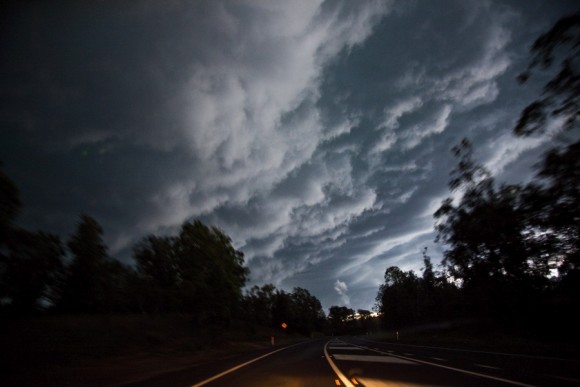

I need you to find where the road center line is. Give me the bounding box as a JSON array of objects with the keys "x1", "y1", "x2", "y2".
[
  {"x1": 191, "y1": 341, "x2": 305, "y2": 387},
  {"x1": 324, "y1": 340, "x2": 355, "y2": 387},
  {"x1": 343, "y1": 341, "x2": 535, "y2": 387}
]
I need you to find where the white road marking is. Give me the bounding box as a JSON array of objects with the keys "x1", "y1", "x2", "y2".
[
  {"x1": 341, "y1": 341, "x2": 536, "y2": 387},
  {"x1": 355, "y1": 338, "x2": 570, "y2": 361},
  {"x1": 333, "y1": 354, "x2": 418, "y2": 364},
  {"x1": 324, "y1": 340, "x2": 355, "y2": 387},
  {"x1": 191, "y1": 342, "x2": 304, "y2": 386},
  {"x1": 328, "y1": 346, "x2": 365, "y2": 350},
  {"x1": 547, "y1": 374, "x2": 580, "y2": 383},
  {"x1": 475, "y1": 363, "x2": 502, "y2": 370},
  {"x1": 357, "y1": 377, "x2": 429, "y2": 387},
  {"x1": 430, "y1": 357, "x2": 447, "y2": 362},
  {"x1": 403, "y1": 353, "x2": 415, "y2": 356}
]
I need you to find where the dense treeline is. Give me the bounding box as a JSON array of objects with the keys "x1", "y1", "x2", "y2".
[
  {"x1": 376, "y1": 14, "x2": 579, "y2": 339},
  {"x1": 0, "y1": 187, "x2": 245, "y2": 324},
  {"x1": 376, "y1": 250, "x2": 461, "y2": 331},
  {"x1": 376, "y1": 140, "x2": 579, "y2": 337},
  {"x1": 326, "y1": 306, "x2": 380, "y2": 336},
  {"x1": 242, "y1": 284, "x2": 326, "y2": 335},
  {"x1": 0, "y1": 171, "x2": 325, "y2": 335},
  {"x1": 131, "y1": 220, "x2": 248, "y2": 327}
]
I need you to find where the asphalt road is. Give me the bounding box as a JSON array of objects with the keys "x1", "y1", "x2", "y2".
[{"x1": 124, "y1": 337, "x2": 580, "y2": 386}]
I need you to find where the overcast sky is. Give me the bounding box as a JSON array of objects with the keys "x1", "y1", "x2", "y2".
[{"x1": 1, "y1": 0, "x2": 578, "y2": 311}]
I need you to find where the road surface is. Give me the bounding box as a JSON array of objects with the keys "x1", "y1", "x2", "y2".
[{"x1": 124, "y1": 337, "x2": 580, "y2": 386}]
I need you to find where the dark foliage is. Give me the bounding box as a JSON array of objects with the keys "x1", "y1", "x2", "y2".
[
  {"x1": 435, "y1": 140, "x2": 550, "y2": 285},
  {"x1": 375, "y1": 253, "x2": 461, "y2": 331},
  {"x1": 1, "y1": 230, "x2": 64, "y2": 314},
  {"x1": 327, "y1": 305, "x2": 355, "y2": 335},
  {"x1": 515, "y1": 12, "x2": 580, "y2": 135},
  {"x1": 290, "y1": 287, "x2": 326, "y2": 335},
  {"x1": 391, "y1": 14, "x2": 580, "y2": 337},
  {"x1": 0, "y1": 163, "x2": 21, "y2": 240},
  {"x1": 132, "y1": 220, "x2": 248, "y2": 326},
  {"x1": 56, "y1": 215, "x2": 134, "y2": 313},
  {"x1": 1, "y1": 166, "x2": 66, "y2": 315},
  {"x1": 242, "y1": 285, "x2": 325, "y2": 336},
  {"x1": 0, "y1": 164, "x2": 327, "y2": 337},
  {"x1": 428, "y1": 135, "x2": 579, "y2": 334}
]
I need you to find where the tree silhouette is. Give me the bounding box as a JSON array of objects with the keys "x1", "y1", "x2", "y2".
[
  {"x1": 376, "y1": 266, "x2": 419, "y2": 329},
  {"x1": 0, "y1": 166, "x2": 67, "y2": 315},
  {"x1": 433, "y1": 139, "x2": 557, "y2": 327},
  {"x1": 271, "y1": 289, "x2": 294, "y2": 331},
  {"x1": 177, "y1": 220, "x2": 248, "y2": 325},
  {"x1": 241, "y1": 284, "x2": 325, "y2": 335},
  {"x1": 512, "y1": 11, "x2": 579, "y2": 281},
  {"x1": 530, "y1": 142, "x2": 580, "y2": 276},
  {"x1": 513, "y1": 13, "x2": 580, "y2": 333},
  {"x1": 243, "y1": 283, "x2": 276, "y2": 327},
  {"x1": 134, "y1": 236, "x2": 179, "y2": 289},
  {"x1": 375, "y1": 251, "x2": 463, "y2": 331},
  {"x1": 0, "y1": 164, "x2": 22, "y2": 310},
  {"x1": 133, "y1": 235, "x2": 181, "y2": 313},
  {"x1": 133, "y1": 220, "x2": 248, "y2": 325},
  {"x1": 0, "y1": 163, "x2": 21, "y2": 241},
  {"x1": 290, "y1": 287, "x2": 325, "y2": 335},
  {"x1": 515, "y1": 12, "x2": 580, "y2": 136},
  {"x1": 327, "y1": 305, "x2": 355, "y2": 334},
  {"x1": 2, "y1": 230, "x2": 64, "y2": 314},
  {"x1": 372, "y1": 14, "x2": 580, "y2": 337},
  {"x1": 58, "y1": 215, "x2": 109, "y2": 313},
  {"x1": 434, "y1": 140, "x2": 550, "y2": 285}
]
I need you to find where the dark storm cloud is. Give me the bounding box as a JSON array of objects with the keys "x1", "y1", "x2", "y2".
[{"x1": 1, "y1": 0, "x2": 578, "y2": 310}]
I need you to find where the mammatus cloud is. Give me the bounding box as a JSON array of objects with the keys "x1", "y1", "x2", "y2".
[
  {"x1": 321, "y1": 3, "x2": 528, "y2": 310},
  {"x1": 382, "y1": 97, "x2": 424, "y2": 131},
  {"x1": 432, "y1": 23, "x2": 512, "y2": 108},
  {"x1": 133, "y1": 1, "x2": 392, "y2": 236},
  {"x1": 400, "y1": 105, "x2": 452, "y2": 150},
  {"x1": 2, "y1": 1, "x2": 576, "y2": 312},
  {"x1": 483, "y1": 118, "x2": 566, "y2": 176},
  {"x1": 334, "y1": 279, "x2": 350, "y2": 305}
]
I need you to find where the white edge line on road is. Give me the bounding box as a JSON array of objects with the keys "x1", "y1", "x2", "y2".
[
  {"x1": 191, "y1": 341, "x2": 305, "y2": 387},
  {"x1": 356, "y1": 338, "x2": 569, "y2": 361},
  {"x1": 346, "y1": 341, "x2": 535, "y2": 387},
  {"x1": 547, "y1": 374, "x2": 580, "y2": 383},
  {"x1": 474, "y1": 363, "x2": 502, "y2": 370},
  {"x1": 324, "y1": 340, "x2": 355, "y2": 387}
]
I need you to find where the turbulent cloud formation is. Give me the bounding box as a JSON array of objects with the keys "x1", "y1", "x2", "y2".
[
  {"x1": 334, "y1": 280, "x2": 350, "y2": 306},
  {"x1": 1, "y1": 0, "x2": 577, "y2": 311}
]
